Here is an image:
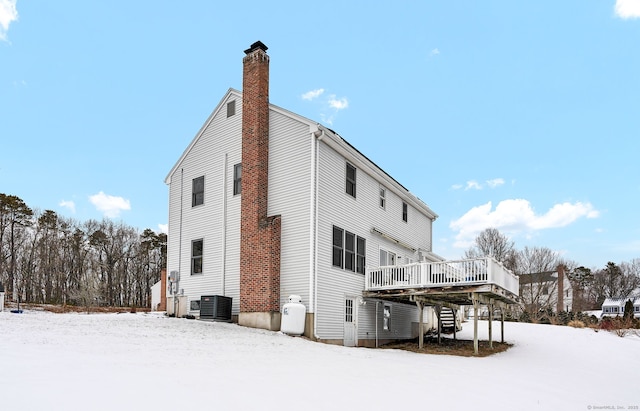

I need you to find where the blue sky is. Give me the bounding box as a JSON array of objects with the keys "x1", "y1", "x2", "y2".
[{"x1": 1, "y1": 1, "x2": 639, "y2": 270}]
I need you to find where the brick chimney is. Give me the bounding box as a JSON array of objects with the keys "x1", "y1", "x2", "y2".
[
  {"x1": 557, "y1": 264, "x2": 565, "y2": 313},
  {"x1": 239, "y1": 41, "x2": 282, "y2": 331}
]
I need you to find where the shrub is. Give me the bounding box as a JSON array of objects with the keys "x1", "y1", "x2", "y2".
[
  {"x1": 568, "y1": 320, "x2": 585, "y2": 328},
  {"x1": 599, "y1": 317, "x2": 615, "y2": 331}
]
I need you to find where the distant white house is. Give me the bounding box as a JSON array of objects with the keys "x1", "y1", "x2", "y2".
[{"x1": 601, "y1": 295, "x2": 640, "y2": 318}]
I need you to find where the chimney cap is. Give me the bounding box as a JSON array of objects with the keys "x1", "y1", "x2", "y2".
[{"x1": 244, "y1": 41, "x2": 268, "y2": 55}]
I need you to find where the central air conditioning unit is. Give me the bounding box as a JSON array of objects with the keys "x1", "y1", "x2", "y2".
[{"x1": 199, "y1": 295, "x2": 232, "y2": 321}]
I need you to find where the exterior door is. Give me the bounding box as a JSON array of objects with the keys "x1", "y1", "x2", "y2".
[{"x1": 344, "y1": 297, "x2": 357, "y2": 347}]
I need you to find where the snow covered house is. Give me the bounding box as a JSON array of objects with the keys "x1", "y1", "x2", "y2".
[
  {"x1": 164, "y1": 41, "x2": 519, "y2": 347},
  {"x1": 601, "y1": 296, "x2": 640, "y2": 318}
]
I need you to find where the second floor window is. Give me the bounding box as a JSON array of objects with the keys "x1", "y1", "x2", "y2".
[
  {"x1": 192, "y1": 176, "x2": 204, "y2": 207},
  {"x1": 346, "y1": 163, "x2": 356, "y2": 198},
  {"x1": 402, "y1": 202, "x2": 408, "y2": 222},
  {"x1": 379, "y1": 187, "x2": 386, "y2": 209}
]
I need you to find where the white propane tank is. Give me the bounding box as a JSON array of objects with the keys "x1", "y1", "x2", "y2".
[{"x1": 281, "y1": 295, "x2": 306, "y2": 336}]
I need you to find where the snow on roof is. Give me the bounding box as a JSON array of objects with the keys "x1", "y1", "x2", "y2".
[{"x1": 602, "y1": 296, "x2": 640, "y2": 307}]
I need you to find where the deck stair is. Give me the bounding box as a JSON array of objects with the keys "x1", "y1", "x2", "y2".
[{"x1": 439, "y1": 307, "x2": 459, "y2": 332}]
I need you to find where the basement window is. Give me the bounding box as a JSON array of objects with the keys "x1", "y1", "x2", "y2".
[{"x1": 190, "y1": 299, "x2": 201, "y2": 311}]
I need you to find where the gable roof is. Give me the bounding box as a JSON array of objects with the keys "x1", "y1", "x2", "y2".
[
  {"x1": 165, "y1": 88, "x2": 437, "y2": 220},
  {"x1": 602, "y1": 295, "x2": 640, "y2": 307}
]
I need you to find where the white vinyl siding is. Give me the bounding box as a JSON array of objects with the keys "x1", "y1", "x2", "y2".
[
  {"x1": 167, "y1": 89, "x2": 436, "y2": 340},
  {"x1": 167, "y1": 95, "x2": 315, "y2": 317},
  {"x1": 267, "y1": 109, "x2": 313, "y2": 310},
  {"x1": 166, "y1": 92, "x2": 242, "y2": 315},
  {"x1": 314, "y1": 139, "x2": 433, "y2": 341}
]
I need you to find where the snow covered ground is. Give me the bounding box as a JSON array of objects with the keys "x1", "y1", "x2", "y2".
[{"x1": 1, "y1": 310, "x2": 638, "y2": 411}]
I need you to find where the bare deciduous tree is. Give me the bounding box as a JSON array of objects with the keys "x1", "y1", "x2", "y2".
[
  {"x1": 0, "y1": 192, "x2": 166, "y2": 309},
  {"x1": 464, "y1": 228, "x2": 517, "y2": 272},
  {"x1": 589, "y1": 261, "x2": 640, "y2": 306},
  {"x1": 516, "y1": 246, "x2": 564, "y2": 322}
]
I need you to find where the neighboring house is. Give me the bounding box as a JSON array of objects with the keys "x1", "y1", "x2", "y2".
[
  {"x1": 519, "y1": 266, "x2": 573, "y2": 313},
  {"x1": 150, "y1": 269, "x2": 167, "y2": 312},
  {"x1": 164, "y1": 41, "x2": 513, "y2": 346},
  {"x1": 601, "y1": 295, "x2": 640, "y2": 318}
]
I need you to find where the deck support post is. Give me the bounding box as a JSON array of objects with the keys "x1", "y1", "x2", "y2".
[
  {"x1": 501, "y1": 308, "x2": 505, "y2": 343},
  {"x1": 453, "y1": 308, "x2": 457, "y2": 340},
  {"x1": 488, "y1": 299, "x2": 494, "y2": 350},
  {"x1": 472, "y1": 293, "x2": 479, "y2": 355},
  {"x1": 435, "y1": 305, "x2": 442, "y2": 344},
  {"x1": 417, "y1": 301, "x2": 424, "y2": 350}
]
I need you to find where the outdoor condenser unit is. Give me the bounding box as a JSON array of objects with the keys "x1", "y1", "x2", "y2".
[{"x1": 199, "y1": 295, "x2": 232, "y2": 321}]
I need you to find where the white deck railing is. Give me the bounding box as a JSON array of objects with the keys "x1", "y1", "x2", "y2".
[{"x1": 365, "y1": 257, "x2": 519, "y2": 296}]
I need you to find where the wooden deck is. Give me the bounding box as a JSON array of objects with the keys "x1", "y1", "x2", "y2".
[
  {"x1": 364, "y1": 257, "x2": 520, "y2": 306},
  {"x1": 364, "y1": 257, "x2": 521, "y2": 353}
]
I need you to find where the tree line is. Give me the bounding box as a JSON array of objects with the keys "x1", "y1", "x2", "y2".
[
  {"x1": 0, "y1": 193, "x2": 166, "y2": 308},
  {"x1": 465, "y1": 228, "x2": 640, "y2": 322}
]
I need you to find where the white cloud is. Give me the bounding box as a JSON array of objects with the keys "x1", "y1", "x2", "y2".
[
  {"x1": 454, "y1": 178, "x2": 505, "y2": 191},
  {"x1": 158, "y1": 224, "x2": 168, "y2": 234},
  {"x1": 449, "y1": 199, "x2": 599, "y2": 248},
  {"x1": 465, "y1": 180, "x2": 482, "y2": 190},
  {"x1": 0, "y1": 0, "x2": 18, "y2": 42},
  {"x1": 302, "y1": 89, "x2": 349, "y2": 125},
  {"x1": 430, "y1": 48, "x2": 440, "y2": 56},
  {"x1": 59, "y1": 200, "x2": 76, "y2": 214},
  {"x1": 302, "y1": 88, "x2": 324, "y2": 101},
  {"x1": 615, "y1": 0, "x2": 640, "y2": 19},
  {"x1": 486, "y1": 178, "x2": 505, "y2": 188},
  {"x1": 328, "y1": 95, "x2": 349, "y2": 110},
  {"x1": 89, "y1": 191, "x2": 131, "y2": 218}
]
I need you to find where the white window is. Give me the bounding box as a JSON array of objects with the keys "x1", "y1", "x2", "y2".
[
  {"x1": 233, "y1": 163, "x2": 242, "y2": 195},
  {"x1": 345, "y1": 299, "x2": 354, "y2": 323},
  {"x1": 346, "y1": 163, "x2": 356, "y2": 198},
  {"x1": 379, "y1": 249, "x2": 396, "y2": 266},
  {"x1": 379, "y1": 186, "x2": 386, "y2": 209},
  {"x1": 191, "y1": 239, "x2": 203, "y2": 275},
  {"x1": 192, "y1": 176, "x2": 204, "y2": 207},
  {"x1": 333, "y1": 226, "x2": 366, "y2": 274}
]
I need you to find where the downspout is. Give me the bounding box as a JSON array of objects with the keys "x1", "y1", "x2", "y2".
[
  {"x1": 375, "y1": 300, "x2": 379, "y2": 348},
  {"x1": 222, "y1": 154, "x2": 228, "y2": 295},
  {"x1": 176, "y1": 168, "x2": 184, "y2": 318},
  {"x1": 313, "y1": 127, "x2": 323, "y2": 340}
]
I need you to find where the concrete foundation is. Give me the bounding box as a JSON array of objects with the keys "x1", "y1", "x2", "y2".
[{"x1": 239, "y1": 312, "x2": 281, "y2": 331}]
